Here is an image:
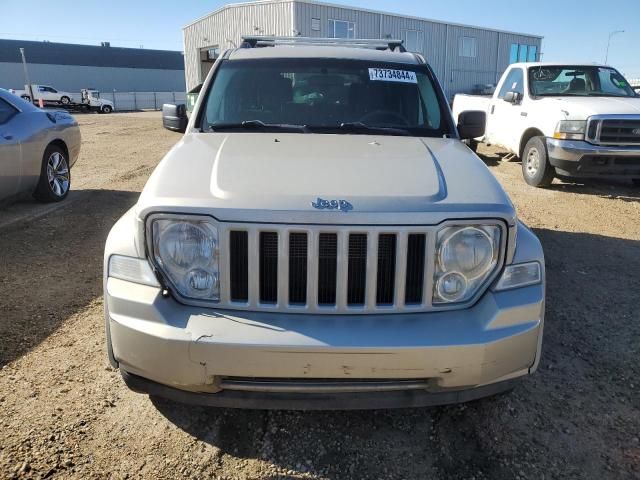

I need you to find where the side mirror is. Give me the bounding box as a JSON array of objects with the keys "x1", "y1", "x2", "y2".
[
  {"x1": 457, "y1": 110, "x2": 486, "y2": 140},
  {"x1": 162, "y1": 103, "x2": 188, "y2": 133},
  {"x1": 503, "y1": 91, "x2": 522, "y2": 104}
]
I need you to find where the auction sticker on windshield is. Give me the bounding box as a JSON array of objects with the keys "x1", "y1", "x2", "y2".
[{"x1": 368, "y1": 68, "x2": 417, "y2": 84}]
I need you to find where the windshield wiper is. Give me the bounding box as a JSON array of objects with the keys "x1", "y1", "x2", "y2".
[
  {"x1": 337, "y1": 122, "x2": 412, "y2": 136},
  {"x1": 206, "y1": 120, "x2": 308, "y2": 132}
]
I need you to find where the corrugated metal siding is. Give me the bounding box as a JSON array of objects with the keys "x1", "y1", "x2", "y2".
[
  {"x1": 294, "y1": 2, "x2": 379, "y2": 38},
  {"x1": 183, "y1": 0, "x2": 541, "y2": 95},
  {"x1": 183, "y1": 1, "x2": 294, "y2": 89}
]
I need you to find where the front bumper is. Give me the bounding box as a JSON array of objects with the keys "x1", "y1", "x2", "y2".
[
  {"x1": 546, "y1": 138, "x2": 640, "y2": 178},
  {"x1": 106, "y1": 276, "x2": 543, "y2": 409}
]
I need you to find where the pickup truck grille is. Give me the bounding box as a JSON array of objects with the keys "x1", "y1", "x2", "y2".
[
  {"x1": 586, "y1": 116, "x2": 640, "y2": 146},
  {"x1": 221, "y1": 225, "x2": 436, "y2": 314}
]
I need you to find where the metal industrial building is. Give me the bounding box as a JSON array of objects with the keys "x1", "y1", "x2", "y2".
[
  {"x1": 183, "y1": 0, "x2": 542, "y2": 97},
  {"x1": 0, "y1": 39, "x2": 185, "y2": 92}
]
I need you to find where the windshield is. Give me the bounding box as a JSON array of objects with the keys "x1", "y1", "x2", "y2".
[
  {"x1": 200, "y1": 58, "x2": 449, "y2": 136},
  {"x1": 529, "y1": 66, "x2": 636, "y2": 97}
]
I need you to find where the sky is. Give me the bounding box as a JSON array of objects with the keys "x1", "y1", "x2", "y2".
[{"x1": 1, "y1": 0, "x2": 639, "y2": 78}]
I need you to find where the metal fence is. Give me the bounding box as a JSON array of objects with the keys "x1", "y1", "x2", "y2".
[{"x1": 69, "y1": 91, "x2": 186, "y2": 111}]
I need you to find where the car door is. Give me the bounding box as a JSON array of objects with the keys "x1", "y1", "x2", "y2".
[
  {"x1": 486, "y1": 67, "x2": 526, "y2": 153},
  {"x1": 0, "y1": 98, "x2": 22, "y2": 200}
]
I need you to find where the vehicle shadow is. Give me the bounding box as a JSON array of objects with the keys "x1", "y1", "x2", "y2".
[
  {"x1": 150, "y1": 228, "x2": 640, "y2": 479},
  {"x1": 0, "y1": 189, "x2": 139, "y2": 367}
]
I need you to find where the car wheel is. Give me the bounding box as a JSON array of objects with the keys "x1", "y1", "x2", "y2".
[
  {"x1": 522, "y1": 136, "x2": 555, "y2": 187},
  {"x1": 102, "y1": 105, "x2": 113, "y2": 114},
  {"x1": 60, "y1": 96, "x2": 71, "y2": 105},
  {"x1": 34, "y1": 145, "x2": 71, "y2": 202}
]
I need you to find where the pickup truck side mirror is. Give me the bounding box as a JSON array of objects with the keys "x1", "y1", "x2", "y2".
[
  {"x1": 162, "y1": 103, "x2": 188, "y2": 133},
  {"x1": 503, "y1": 91, "x2": 522, "y2": 104},
  {"x1": 457, "y1": 110, "x2": 486, "y2": 140}
]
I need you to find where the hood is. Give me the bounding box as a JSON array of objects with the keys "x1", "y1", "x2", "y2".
[
  {"x1": 543, "y1": 96, "x2": 640, "y2": 119},
  {"x1": 137, "y1": 133, "x2": 515, "y2": 225}
]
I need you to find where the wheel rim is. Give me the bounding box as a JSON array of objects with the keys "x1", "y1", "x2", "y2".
[
  {"x1": 525, "y1": 147, "x2": 540, "y2": 177},
  {"x1": 61, "y1": 97, "x2": 69, "y2": 104},
  {"x1": 46, "y1": 152, "x2": 70, "y2": 197}
]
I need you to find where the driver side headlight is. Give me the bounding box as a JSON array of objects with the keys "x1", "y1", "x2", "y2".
[
  {"x1": 553, "y1": 120, "x2": 586, "y2": 140},
  {"x1": 433, "y1": 225, "x2": 501, "y2": 304},
  {"x1": 149, "y1": 215, "x2": 220, "y2": 301}
]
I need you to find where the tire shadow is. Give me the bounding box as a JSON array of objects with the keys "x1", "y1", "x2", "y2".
[{"x1": 0, "y1": 189, "x2": 139, "y2": 367}]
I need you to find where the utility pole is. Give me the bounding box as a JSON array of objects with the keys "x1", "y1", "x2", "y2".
[
  {"x1": 605, "y1": 30, "x2": 624, "y2": 64},
  {"x1": 19, "y1": 48, "x2": 35, "y2": 103}
]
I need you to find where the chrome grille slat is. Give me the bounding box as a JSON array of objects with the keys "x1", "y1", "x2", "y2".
[
  {"x1": 394, "y1": 232, "x2": 408, "y2": 307},
  {"x1": 335, "y1": 231, "x2": 349, "y2": 309}
]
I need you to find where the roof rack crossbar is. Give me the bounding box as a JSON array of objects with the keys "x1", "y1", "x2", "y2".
[{"x1": 240, "y1": 36, "x2": 406, "y2": 52}]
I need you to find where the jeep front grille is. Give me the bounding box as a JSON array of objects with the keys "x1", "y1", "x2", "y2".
[
  {"x1": 586, "y1": 115, "x2": 640, "y2": 146},
  {"x1": 225, "y1": 225, "x2": 436, "y2": 313}
]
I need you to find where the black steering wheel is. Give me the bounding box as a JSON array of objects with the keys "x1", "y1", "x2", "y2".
[{"x1": 359, "y1": 110, "x2": 410, "y2": 126}]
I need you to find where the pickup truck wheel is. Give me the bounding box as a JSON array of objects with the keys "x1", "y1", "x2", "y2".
[
  {"x1": 60, "y1": 96, "x2": 71, "y2": 105},
  {"x1": 463, "y1": 139, "x2": 478, "y2": 153},
  {"x1": 522, "y1": 137, "x2": 554, "y2": 187},
  {"x1": 34, "y1": 145, "x2": 71, "y2": 202}
]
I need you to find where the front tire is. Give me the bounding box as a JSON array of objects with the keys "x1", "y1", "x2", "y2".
[
  {"x1": 101, "y1": 105, "x2": 113, "y2": 114},
  {"x1": 34, "y1": 145, "x2": 71, "y2": 202},
  {"x1": 522, "y1": 136, "x2": 555, "y2": 187},
  {"x1": 60, "y1": 96, "x2": 71, "y2": 105}
]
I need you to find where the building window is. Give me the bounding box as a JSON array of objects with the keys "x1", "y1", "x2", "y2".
[
  {"x1": 402, "y1": 29, "x2": 423, "y2": 53},
  {"x1": 459, "y1": 36, "x2": 477, "y2": 57},
  {"x1": 510, "y1": 43, "x2": 538, "y2": 64},
  {"x1": 328, "y1": 19, "x2": 355, "y2": 39},
  {"x1": 311, "y1": 18, "x2": 321, "y2": 31}
]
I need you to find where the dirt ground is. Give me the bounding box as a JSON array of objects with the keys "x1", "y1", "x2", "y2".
[{"x1": 0, "y1": 112, "x2": 638, "y2": 480}]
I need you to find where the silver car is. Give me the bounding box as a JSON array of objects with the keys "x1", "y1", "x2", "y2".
[{"x1": 0, "y1": 88, "x2": 81, "y2": 203}]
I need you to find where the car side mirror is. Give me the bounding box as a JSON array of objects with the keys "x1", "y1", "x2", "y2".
[
  {"x1": 162, "y1": 103, "x2": 188, "y2": 133},
  {"x1": 457, "y1": 110, "x2": 486, "y2": 140},
  {"x1": 503, "y1": 91, "x2": 522, "y2": 104}
]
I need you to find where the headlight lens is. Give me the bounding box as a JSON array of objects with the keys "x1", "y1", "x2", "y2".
[
  {"x1": 151, "y1": 217, "x2": 219, "y2": 300},
  {"x1": 434, "y1": 225, "x2": 501, "y2": 304},
  {"x1": 553, "y1": 120, "x2": 586, "y2": 140}
]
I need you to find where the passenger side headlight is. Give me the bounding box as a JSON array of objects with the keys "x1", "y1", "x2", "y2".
[
  {"x1": 553, "y1": 120, "x2": 586, "y2": 140},
  {"x1": 149, "y1": 215, "x2": 220, "y2": 301},
  {"x1": 433, "y1": 225, "x2": 501, "y2": 304}
]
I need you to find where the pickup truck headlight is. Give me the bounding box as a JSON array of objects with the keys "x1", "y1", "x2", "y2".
[
  {"x1": 433, "y1": 225, "x2": 501, "y2": 304},
  {"x1": 149, "y1": 216, "x2": 220, "y2": 300},
  {"x1": 553, "y1": 120, "x2": 586, "y2": 140}
]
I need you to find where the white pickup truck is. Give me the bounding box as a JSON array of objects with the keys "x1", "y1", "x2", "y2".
[
  {"x1": 10, "y1": 84, "x2": 75, "y2": 105},
  {"x1": 452, "y1": 62, "x2": 640, "y2": 187}
]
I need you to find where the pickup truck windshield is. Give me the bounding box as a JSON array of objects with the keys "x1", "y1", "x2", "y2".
[
  {"x1": 529, "y1": 66, "x2": 636, "y2": 98},
  {"x1": 200, "y1": 58, "x2": 448, "y2": 136}
]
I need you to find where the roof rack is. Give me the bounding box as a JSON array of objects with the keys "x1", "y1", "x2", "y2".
[{"x1": 240, "y1": 36, "x2": 406, "y2": 52}]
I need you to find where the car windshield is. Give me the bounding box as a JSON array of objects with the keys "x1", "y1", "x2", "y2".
[
  {"x1": 529, "y1": 66, "x2": 636, "y2": 97},
  {"x1": 200, "y1": 58, "x2": 449, "y2": 136}
]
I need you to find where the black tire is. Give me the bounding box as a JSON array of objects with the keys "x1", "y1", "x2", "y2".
[
  {"x1": 522, "y1": 136, "x2": 555, "y2": 187},
  {"x1": 102, "y1": 105, "x2": 113, "y2": 114},
  {"x1": 464, "y1": 139, "x2": 478, "y2": 153},
  {"x1": 632, "y1": 179, "x2": 640, "y2": 187},
  {"x1": 34, "y1": 144, "x2": 71, "y2": 202},
  {"x1": 60, "y1": 96, "x2": 71, "y2": 105}
]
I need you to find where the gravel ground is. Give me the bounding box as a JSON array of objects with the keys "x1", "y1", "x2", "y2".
[{"x1": 0, "y1": 112, "x2": 639, "y2": 479}]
